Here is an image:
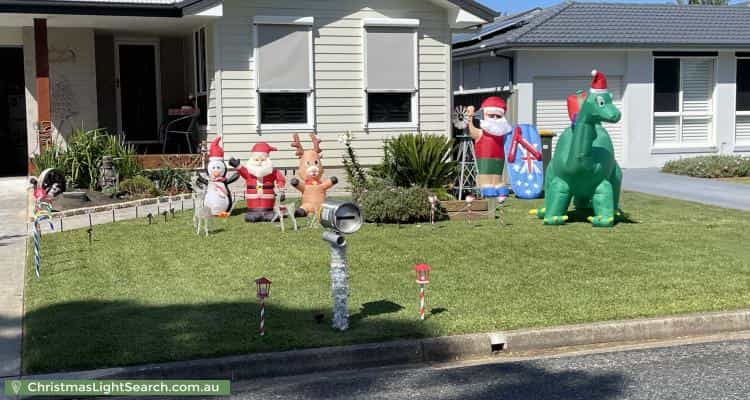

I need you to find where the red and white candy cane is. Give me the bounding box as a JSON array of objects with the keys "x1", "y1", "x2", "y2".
[
  {"x1": 259, "y1": 298, "x2": 266, "y2": 336},
  {"x1": 419, "y1": 284, "x2": 426, "y2": 320}
]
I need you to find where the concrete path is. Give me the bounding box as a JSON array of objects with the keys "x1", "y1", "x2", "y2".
[
  {"x1": 623, "y1": 168, "x2": 750, "y2": 211},
  {"x1": 0, "y1": 177, "x2": 28, "y2": 378}
]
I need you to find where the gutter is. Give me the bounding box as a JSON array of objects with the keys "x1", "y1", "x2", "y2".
[{"x1": 0, "y1": 0, "x2": 211, "y2": 17}]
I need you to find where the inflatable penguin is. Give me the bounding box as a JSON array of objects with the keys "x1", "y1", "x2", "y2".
[
  {"x1": 196, "y1": 136, "x2": 240, "y2": 217},
  {"x1": 30, "y1": 168, "x2": 66, "y2": 202}
]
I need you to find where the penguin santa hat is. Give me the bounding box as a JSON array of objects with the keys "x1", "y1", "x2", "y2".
[
  {"x1": 208, "y1": 136, "x2": 224, "y2": 161},
  {"x1": 590, "y1": 69, "x2": 609, "y2": 93}
]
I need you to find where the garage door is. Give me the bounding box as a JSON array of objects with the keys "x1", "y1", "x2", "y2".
[{"x1": 534, "y1": 77, "x2": 624, "y2": 162}]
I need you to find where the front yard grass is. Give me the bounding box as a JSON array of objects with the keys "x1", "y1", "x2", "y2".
[{"x1": 24, "y1": 191, "x2": 750, "y2": 374}]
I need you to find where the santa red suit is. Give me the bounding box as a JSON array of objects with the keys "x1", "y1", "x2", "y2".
[{"x1": 235, "y1": 142, "x2": 286, "y2": 222}]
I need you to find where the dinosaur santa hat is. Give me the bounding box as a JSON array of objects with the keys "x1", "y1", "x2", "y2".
[
  {"x1": 590, "y1": 69, "x2": 608, "y2": 93},
  {"x1": 207, "y1": 136, "x2": 224, "y2": 160},
  {"x1": 480, "y1": 96, "x2": 507, "y2": 116}
]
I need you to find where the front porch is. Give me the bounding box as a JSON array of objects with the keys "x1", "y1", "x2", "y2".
[{"x1": 0, "y1": 4, "x2": 220, "y2": 174}]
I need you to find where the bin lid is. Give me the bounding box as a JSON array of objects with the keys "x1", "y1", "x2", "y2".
[{"x1": 539, "y1": 130, "x2": 556, "y2": 137}]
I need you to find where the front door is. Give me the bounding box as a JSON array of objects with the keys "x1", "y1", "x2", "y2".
[
  {"x1": 116, "y1": 42, "x2": 160, "y2": 143},
  {"x1": 0, "y1": 48, "x2": 28, "y2": 177}
]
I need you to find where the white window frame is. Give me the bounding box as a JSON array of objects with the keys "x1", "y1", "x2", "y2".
[
  {"x1": 736, "y1": 56, "x2": 750, "y2": 148},
  {"x1": 652, "y1": 56, "x2": 717, "y2": 148},
  {"x1": 363, "y1": 18, "x2": 419, "y2": 130},
  {"x1": 253, "y1": 16, "x2": 315, "y2": 131},
  {"x1": 193, "y1": 26, "x2": 208, "y2": 97}
]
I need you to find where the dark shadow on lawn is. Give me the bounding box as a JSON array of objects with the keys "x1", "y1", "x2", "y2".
[
  {"x1": 350, "y1": 300, "x2": 404, "y2": 323},
  {"x1": 22, "y1": 299, "x2": 431, "y2": 375},
  {"x1": 566, "y1": 208, "x2": 639, "y2": 225}
]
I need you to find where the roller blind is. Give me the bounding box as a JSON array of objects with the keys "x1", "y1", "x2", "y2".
[
  {"x1": 366, "y1": 27, "x2": 415, "y2": 91},
  {"x1": 257, "y1": 24, "x2": 310, "y2": 91}
]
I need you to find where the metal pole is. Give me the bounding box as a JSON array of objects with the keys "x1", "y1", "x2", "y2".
[{"x1": 324, "y1": 232, "x2": 349, "y2": 331}]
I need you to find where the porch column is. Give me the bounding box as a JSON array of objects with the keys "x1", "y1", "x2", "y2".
[{"x1": 34, "y1": 18, "x2": 51, "y2": 151}]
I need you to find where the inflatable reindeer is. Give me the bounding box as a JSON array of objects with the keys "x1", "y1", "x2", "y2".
[{"x1": 289, "y1": 133, "x2": 338, "y2": 217}]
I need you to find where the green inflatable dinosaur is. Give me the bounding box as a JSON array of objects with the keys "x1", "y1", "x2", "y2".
[{"x1": 531, "y1": 70, "x2": 623, "y2": 228}]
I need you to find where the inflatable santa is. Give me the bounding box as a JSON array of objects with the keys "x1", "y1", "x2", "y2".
[
  {"x1": 235, "y1": 142, "x2": 286, "y2": 222},
  {"x1": 466, "y1": 96, "x2": 513, "y2": 197}
]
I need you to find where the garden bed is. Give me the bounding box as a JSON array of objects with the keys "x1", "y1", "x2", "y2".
[{"x1": 23, "y1": 191, "x2": 750, "y2": 374}]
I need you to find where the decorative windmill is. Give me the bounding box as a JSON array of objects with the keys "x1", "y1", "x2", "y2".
[{"x1": 452, "y1": 106, "x2": 479, "y2": 200}]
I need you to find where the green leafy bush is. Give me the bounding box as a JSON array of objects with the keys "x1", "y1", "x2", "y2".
[
  {"x1": 340, "y1": 131, "x2": 368, "y2": 201},
  {"x1": 145, "y1": 166, "x2": 191, "y2": 196},
  {"x1": 662, "y1": 155, "x2": 750, "y2": 178},
  {"x1": 372, "y1": 134, "x2": 456, "y2": 189},
  {"x1": 120, "y1": 175, "x2": 158, "y2": 197},
  {"x1": 31, "y1": 128, "x2": 141, "y2": 190},
  {"x1": 360, "y1": 185, "x2": 439, "y2": 223}
]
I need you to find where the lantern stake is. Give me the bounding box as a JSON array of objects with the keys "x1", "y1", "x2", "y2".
[
  {"x1": 259, "y1": 298, "x2": 266, "y2": 336},
  {"x1": 419, "y1": 284, "x2": 426, "y2": 320},
  {"x1": 255, "y1": 277, "x2": 271, "y2": 336}
]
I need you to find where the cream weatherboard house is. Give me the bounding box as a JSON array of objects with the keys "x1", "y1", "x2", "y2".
[
  {"x1": 453, "y1": 3, "x2": 750, "y2": 168},
  {"x1": 0, "y1": 0, "x2": 496, "y2": 177}
]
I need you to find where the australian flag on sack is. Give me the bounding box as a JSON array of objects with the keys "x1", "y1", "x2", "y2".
[{"x1": 504, "y1": 124, "x2": 544, "y2": 199}]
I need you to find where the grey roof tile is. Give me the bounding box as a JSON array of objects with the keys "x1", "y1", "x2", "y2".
[{"x1": 454, "y1": 2, "x2": 750, "y2": 56}]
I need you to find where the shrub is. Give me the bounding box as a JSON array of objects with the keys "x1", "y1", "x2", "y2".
[
  {"x1": 145, "y1": 166, "x2": 191, "y2": 196},
  {"x1": 120, "y1": 175, "x2": 158, "y2": 197},
  {"x1": 372, "y1": 134, "x2": 456, "y2": 189},
  {"x1": 360, "y1": 185, "x2": 438, "y2": 223},
  {"x1": 662, "y1": 155, "x2": 750, "y2": 178},
  {"x1": 339, "y1": 131, "x2": 368, "y2": 201},
  {"x1": 32, "y1": 128, "x2": 142, "y2": 190},
  {"x1": 31, "y1": 142, "x2": 69, "y2": 177}
]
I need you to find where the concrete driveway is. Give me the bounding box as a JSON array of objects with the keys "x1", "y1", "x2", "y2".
[
  {"x1": 623, "y1": 168, "x2": 750, "y2": 211},
  {"x1": 0, "y1": 177, "x2": 28, "y2": 378}
]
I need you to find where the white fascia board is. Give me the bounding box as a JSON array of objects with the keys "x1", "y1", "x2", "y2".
[
  {"x1": 253, "y1": 16, "x2": 314, "y2": 25},
  {"x1": 363, "y1": 18, "x2": 420, "y2": 28}
]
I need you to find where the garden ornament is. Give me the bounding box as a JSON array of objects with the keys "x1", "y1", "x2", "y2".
[
  {"x1": 465, "y1": 97, "x2": 512, "y2": 198},
  {"x1": 30, "y1": 168, "x2": 66, "y2": 203},
  {"x1": 235, "y1": 142, "x2": 287, "y2": 222},
  {"x1": 196, "y1": 136, "x2": 240, "y2": 218},
  {"x1": 255, "y1": 277, "x2": 271, "y2": 336},
  {"x1": 289, "y1": 133, "x2": 339, "y2": 218},
  {"x1": 320, "y1": 200, "x2": 363, "y2": 331},
  {"x1": 414, "y1": 263, "x2": 431, "y2": 321},
  {"x1": 272, "y1": 191, "x2": 298, "y2": 232},
  {"x1": 98, "y1": 155, "x2": 118, "y2": 195},
  {"x1": 452, "y1": 106, "x2": 470, "y2": 130},
  {"x1": 530, "y1": 70, "x2": 624, "y2": 227}
]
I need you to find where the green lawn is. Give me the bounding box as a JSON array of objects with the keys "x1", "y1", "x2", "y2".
[{"x1": 24, "y1": 192, "x2": 750, "y2": 374}]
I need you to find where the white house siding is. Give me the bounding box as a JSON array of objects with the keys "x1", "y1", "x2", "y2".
[
  {"x1": 21, "y1": 27, "x2": 99, "y2": 155},
  {"x1": 515, "y1": 49, "x2": 743, "y2": 168},
  {"x1": 0, "y1": 27, "x2": 22, "y2": 46},
  {"x1": 211, "y1": 0, "x2": 452, "y2": 169}
]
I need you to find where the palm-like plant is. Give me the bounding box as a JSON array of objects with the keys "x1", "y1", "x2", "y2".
[{"x1": 374, "y1": 134, "x2": 456, "y2": 189}]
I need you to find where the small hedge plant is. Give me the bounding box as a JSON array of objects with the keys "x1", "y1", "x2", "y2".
[
  {"x1": 662, "y1": 155, "x2": 750, "y2": 178},
  {"x1": 119, "y1": 176, "x2": 159, "y2": 197}
]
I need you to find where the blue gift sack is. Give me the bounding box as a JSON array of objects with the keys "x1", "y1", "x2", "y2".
[{"x1": 504, "y1": 124, "x2": 544, "y2": 199}]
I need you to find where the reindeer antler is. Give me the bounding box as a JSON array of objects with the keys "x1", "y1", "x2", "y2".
[
  {"x1": 310, "y1": 133, "x2": 322, "y2": 154},
  {"x1": 291, "y1": 134, "x2": 304, "y2": 158}
]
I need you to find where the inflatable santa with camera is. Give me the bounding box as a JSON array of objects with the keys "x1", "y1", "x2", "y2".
[
  {"x1": 235, "y1": 142, "x2": 286, "y2": 222},
  {"x1": 465, "y1": 96, "x2": 513, "y2": 198}
]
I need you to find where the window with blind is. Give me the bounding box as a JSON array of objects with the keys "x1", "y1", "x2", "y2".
[
  {"x1": 653, "y1": 58, "x2": 714, "y2": 147},
  {"x1": 364, "y1": 21, "x2": 418, "y2": 127},
  {"x1": 736, "y1": 59, "x2": 750, "y2": 145},
  {"x1": 255, "y1": 19, "x2": 313, "y2": 128}
]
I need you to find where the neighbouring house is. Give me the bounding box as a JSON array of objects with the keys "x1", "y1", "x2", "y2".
[
  {"x1": 453, "y1": 2, "x2": 750, "y2": 168},
  {"x1": 0, "y1": 0, "x2": 496, "y2": 177}
]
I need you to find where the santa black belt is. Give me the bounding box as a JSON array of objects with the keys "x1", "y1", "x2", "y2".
[{"x1": 247, "y1": 185, "x2": 275, "y2": 190}]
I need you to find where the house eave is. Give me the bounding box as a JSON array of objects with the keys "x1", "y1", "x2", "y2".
[{"x1": 0, "y1": 0, "x2": 217, "y2": 17}]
